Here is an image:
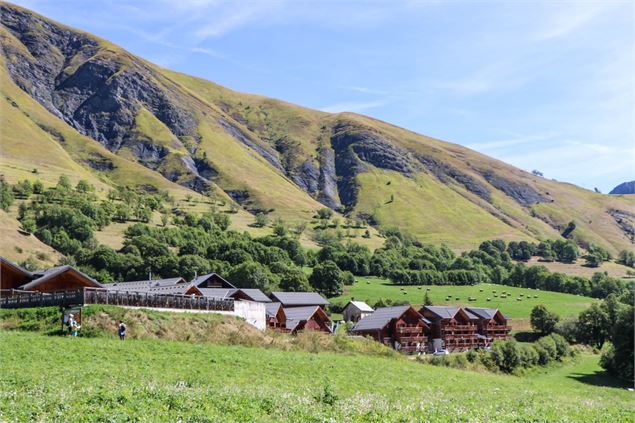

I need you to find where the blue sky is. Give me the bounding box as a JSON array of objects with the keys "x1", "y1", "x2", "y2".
[{"x1": 14, "y1": 0, "x2": 635, "y2": 192}]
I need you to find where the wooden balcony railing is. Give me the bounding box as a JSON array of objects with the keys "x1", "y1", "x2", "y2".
[
  {"x1": 396, "y1": 326, "x2": 423, "y2": 334},
  {"x1": 446, "y1": 324, "x2": 475, "y2": 331},
  {"x1": 486, "y1": 325, "x2": 512, "y2": 331},
  {"x1": 396, "y1": 335, "x2": 427, "y2": 343},
  {"x1": 0, "y1": 288, "x2": 234, "y2": 312}
]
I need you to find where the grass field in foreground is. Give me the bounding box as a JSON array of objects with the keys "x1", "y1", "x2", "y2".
[
  {"x1": 332, "y1": 278, "x2": 596, "y2": 319},
  {"x1": 0, "y1": 331, "x2": 632, "y2": 422}
]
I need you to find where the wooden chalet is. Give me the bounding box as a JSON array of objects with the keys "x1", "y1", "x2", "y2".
[
  {"x1": 466, "y1": 307, "x2": 512, "y2": 346},
  {"x1": 420, "y1": 306, "x2": 478, "y2": 352},
  {"x1": 265, "y1": 302, "x2": 286, "y2": 330},
  {"x1": 1, "y1": 257, "x2": 32, "y2": 290},
  {"x1": 0, "y1": 258, "x2": 104, "y2": 293},
  {"x1": 269, "y1": 291, "x2": 330, "y2": 308},
  {"x1": 284, "y1": 306, "x2": 332, "y2": 334},
  {"x1": 352, "y1": 306, "x2": 430, "y2": 354},
  {"x1": 342, "y1": 300, "x2": 374, "y2": 323}
]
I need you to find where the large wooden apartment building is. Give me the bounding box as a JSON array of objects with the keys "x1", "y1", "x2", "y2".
[{"x1": 352, "y1": 306, "x2": 430, "y2": 353}]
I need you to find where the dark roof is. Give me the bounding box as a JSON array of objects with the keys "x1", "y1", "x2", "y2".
[
  {"x1": 284, "y1": 306, "x2": 330, "y2": 332},
  {"x1": 239, "y1": 288, "x2": 272, "y2": 303},
  {"x1": 265, "y1": 302, "x2": 283, "y2": 318},
  {"x1": 466, "y1": 307, "x2": 510, "y2": 321},
  {"x1": 105, "y1": 278, "x2": 186, "y2": 291},
  {"x1": 198, "y1": 288, "x2": 238, "y2": 299},
  {"x1": 353, "y1": 306, "x2": 429, "y2": 332},
  {"x1": 190, "y1": 273, "x2": 236, "y2": 289},
  {"x1": 422, "y1": 306, "x2": 462, "y2": 319},
  {"x1": 1, "y1": 256, "x2": 32, "y2": 277},
  {"x1": 270, "y1": 291, "x2": 330, "y2": 306},
  {"x1": 344, "y1": 300, "x2": 374, "y2": 313},
  {"x1": 20, "y1": 266, "x2": 103, "y2": 290},
  {"x1": 464, "y1": 310, "x2": 479, "y2": 320}
]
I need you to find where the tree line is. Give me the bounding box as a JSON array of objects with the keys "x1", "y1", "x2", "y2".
[{"x1": 1, "y1": 177, "x2": 633, "y2": 303}]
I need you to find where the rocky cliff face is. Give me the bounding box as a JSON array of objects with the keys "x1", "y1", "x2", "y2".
[{"x1": 1, "y1": 4, "x2": 209, "y2": 190}]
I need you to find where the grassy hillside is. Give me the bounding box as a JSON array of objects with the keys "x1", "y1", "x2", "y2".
[
  {"x1": 0, "y1": 331, "x2": 632, "y2": 421},
  {"x1": 331, "y1": 278, "x2": 595, "y2": 320},
  {"x1": 1, "y1": 2, "x2": 633, "y2": 256}
]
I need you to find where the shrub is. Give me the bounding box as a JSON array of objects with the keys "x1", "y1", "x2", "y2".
[
  {"x1": 490, "y1": 339, "x2": 521, "y2": 373},
  {"x1": 536, "y1": 336, "x2": 558, "y2": 362}
]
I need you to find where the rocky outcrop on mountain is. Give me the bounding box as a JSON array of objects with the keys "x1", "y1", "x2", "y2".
[
  {"x1": 0, "y1": 3, "x2": 205, "y2": 189},
  {"x1": 609, "y1": 181, "x2": 635, "y2": 195},
  {"x1": 329, "y1": 124, "x2": 421, "y2": 207},
  {"x1": 417, "y1": 155, "x2": 491, "y2": 201},
  {"x1": 608, "y1": 209, "x2": 635, "y2": 241},
  {"x1": 217, "y1": 118, "x2": 285, "y2": 173},
  {"x1": 481, "y1": 171, "x2": 545, "y2": 207}
]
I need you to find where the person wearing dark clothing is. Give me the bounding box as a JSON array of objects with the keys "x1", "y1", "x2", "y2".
[{"x1": 118, "y1": 321, "x2": 126, "y2": 340}]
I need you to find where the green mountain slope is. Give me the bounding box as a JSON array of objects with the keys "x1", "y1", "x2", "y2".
[{"x1": 1, "y1": 2, "x2": 633, "y2": 253}]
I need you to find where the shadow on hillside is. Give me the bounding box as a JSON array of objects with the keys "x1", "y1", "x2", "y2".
[
  {"x1": 568, "y1": 370, "x2": 631, "y2": 389},
  {"x1": 513, "y1": 331, "x2": 540, "y2": 342}
]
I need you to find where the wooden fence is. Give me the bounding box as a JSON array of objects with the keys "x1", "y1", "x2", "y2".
[{"x1": 0, "y1": 288, "x2": 234, "y2": 312}]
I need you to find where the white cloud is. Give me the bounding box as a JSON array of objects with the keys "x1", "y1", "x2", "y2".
[
  {"x1": 532, "y1": 2, "x2": 608, "y2": 41},
  {"x1": 320, "y1": 100, "x2": 385, "y2": 113}
]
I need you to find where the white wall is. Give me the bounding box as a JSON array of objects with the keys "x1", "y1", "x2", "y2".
[
  {"x1": 119, "y1": 300, "x2": 267, "y2": 331},
  {"x1": 233, "y1": 300, "x2": 267, "y2": 331}
]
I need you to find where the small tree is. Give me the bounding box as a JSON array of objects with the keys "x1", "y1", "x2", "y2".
[
  {"x1": 577, "y1": 303, "x2": 610, "y2": 349},
  {"x1": 273, "y1": 218, "x2": 287, "y2": 236},
  {"x1": 309, "y1": 260, "x2": 343, "y2": 297},
  {"x1": 530, "y1": 305, "x2": 560, "y2": 335},
  {"x1": 532, "y1": 170, "x2": 544, "y2": 177},
  {"x1": 617, "y1": 250, "x2": 635, "y2": 267},
  {"x1": 423, "y1": 292, "x2": 433, "y2": 306},
  {"x1": 0, "y1": 179, "x2": 15, "y2": 211},
  {"x1": 255, "y1": 212, "x2": 268, "y2": 227},
  {"x1": 584, "y1": 253, "x2": 602, "y2": 268},
  {"x1": 32, "y1": 180, "x2": 44, "y2": 195},
  {"x1": 57, "y1": 175, "x2": 72, "y2": 191},
  {"x1": 75, "y1": 179, "x2": 94, "y2": 193},
  {"x1": 317, "y1": 208, "x2": 333, "y2": 220}
]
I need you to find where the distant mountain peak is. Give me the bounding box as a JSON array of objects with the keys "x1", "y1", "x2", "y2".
[{"x1": 609, "y1": 181, "x2": 635, "y2": 195}]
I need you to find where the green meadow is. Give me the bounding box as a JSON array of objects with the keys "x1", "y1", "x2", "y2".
[
  {"x1": 0, "y1": 331, "x2": 632, "y2": 422},
  {"x1": 331, "y1": 277, "x2": 596, "y2": 319}
]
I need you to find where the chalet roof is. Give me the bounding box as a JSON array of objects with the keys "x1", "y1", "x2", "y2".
[
  {"x1": 422, "y1": 306, "x2": 462, "y2": 319},
  {"x1": 270, "y1": 291, "x2": 330, "y2": 306},
  {"x1": 284, "y1": 306, "x2": 329, "y2": 332},
  {"x1": 198, "y1": 288, "x2": 238, "y2": 299},
  {"x1": 1, "y1": 256, "x2": 32, "y2": 277},
  {"x1": 265, "y1": 302, "x2": 283, "y2": 318},
  {"x1": 105, "y1": 278, "x2": 186, "y2": 291},
  {"x1": 146, "y1": 284, "x2": 197, "y2": 295},
  {"x1": 464, "y1": 310, "x2": 479, "y2": 320},
  {"x1": 191, "y1": 273, "x2": 236, "y2": 289},
  {"x1": 353, "y1": 306, "x2": 430, "y2": 332},
  {"x1": 20, "y1": 265, "x2": 104, "y2": 290},
  {"x1": 239, "y1": 288, "x2": 272, "y2": 303},
  {"x1": 466, "y1": 307, "x2": 510, "y2": 321},
  {"x1": 345, "y1": 300, "x2": 374, "y2": 313}
]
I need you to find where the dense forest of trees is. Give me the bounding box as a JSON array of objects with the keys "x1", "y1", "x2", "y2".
[{"x1": 1, "y1": 176, "x2": 633, "y2": 304}]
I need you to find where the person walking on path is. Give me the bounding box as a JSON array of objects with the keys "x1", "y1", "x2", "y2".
[{"x1": 118, "y1": 320, "x2": 126, "y2": 341}]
